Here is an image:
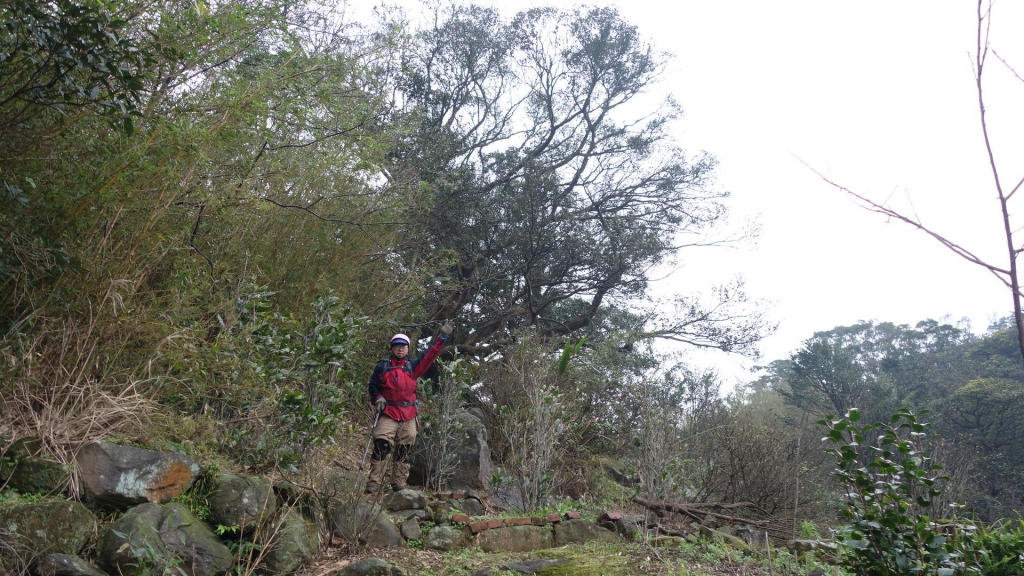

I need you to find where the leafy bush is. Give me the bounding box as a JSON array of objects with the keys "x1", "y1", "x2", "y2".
[
  {"x1": 970, "y1": 520, "x2": 1024, "y2": 576},
  {"x1": 820, "y1": 407, "x2": 975, "y2": 575},
  {"x1": 220, "y1": 292, "x2": 363, "y2": 471}
]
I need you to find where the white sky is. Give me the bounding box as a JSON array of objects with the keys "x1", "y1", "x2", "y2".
[
  {"x1": 621, "y1": 0, "x2": 1024, "y2": 384},
  {"x1": 356, "y1": 0, "x2": 1024, "y2": 384}
]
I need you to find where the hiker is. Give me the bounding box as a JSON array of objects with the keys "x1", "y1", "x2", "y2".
[{"x1": 365, "y1": 321, "x2": 454, "y2": 493}]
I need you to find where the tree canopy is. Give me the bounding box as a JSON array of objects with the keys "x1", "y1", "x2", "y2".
[{"x1": 381, "y1": 4, "x2": 770, "y2": 354}]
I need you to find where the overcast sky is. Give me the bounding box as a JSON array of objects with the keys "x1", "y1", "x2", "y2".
[
  {"x1": 357, "y1": 0, "x2": 1024, "y2": 384},
  {"x1": 620, "y1": 0, "x2": 1024, "y2": 384}
]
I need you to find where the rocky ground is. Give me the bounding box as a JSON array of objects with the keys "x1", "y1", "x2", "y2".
[{"x1": 0, "y1": 437, "x2": 835, "y2": 576}]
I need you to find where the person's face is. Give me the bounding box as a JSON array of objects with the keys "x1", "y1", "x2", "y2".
[{"x1": 391, "y1": 344, "x2": 409, "y2": 359}]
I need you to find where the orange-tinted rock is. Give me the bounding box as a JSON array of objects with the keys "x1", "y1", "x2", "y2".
[{"x1": 76, "y1": 441, "x2": 200, "y2": 507}]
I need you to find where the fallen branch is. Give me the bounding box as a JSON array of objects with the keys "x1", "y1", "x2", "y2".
[
  {"x1": 633, "y1": 497, "x2": 793, "y2": 543},
  {"x1": 633, "y1": 497, "x2": 769, "y2": 520},
  {"x1": 649, "y1": 523, "x2": 687, "y2": 538}
]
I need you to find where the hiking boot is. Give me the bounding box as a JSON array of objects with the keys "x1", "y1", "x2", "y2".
[
  {"x1": 366, "y1": 459, "x2": 386, "y2": 494},
  {"x1": 392, "y1": 461, "x2": 410, "y2": 492}
]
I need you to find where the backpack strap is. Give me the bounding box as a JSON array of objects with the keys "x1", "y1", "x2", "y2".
[{"x1": 381, "y1": 360, "x2": 414, "y2": 376}]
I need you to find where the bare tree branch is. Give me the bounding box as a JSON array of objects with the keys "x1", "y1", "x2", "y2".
[{"x1": 810, "y1": 0, "x2": 1024, "y2": 363}]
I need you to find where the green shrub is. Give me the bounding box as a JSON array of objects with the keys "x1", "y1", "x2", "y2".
[
  {"x1": 820, "y1": 408, "x2": 976, "y2": 575},
  {"x1": 970, "y1": 520, "x2": 1024, "y2": 575},
  {"x1": 217, "y1": 291, "x2": 364, "y2": 471}
]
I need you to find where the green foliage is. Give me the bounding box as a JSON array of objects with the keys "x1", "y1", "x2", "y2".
[
  {"x1": 170, "y1": 467, "x2": 216, "y2": 521},
  {"x1": 390, "y1": 3, "x2": 771, "y2": 353},
  {"x1": 798, "y1": 520, "x2": 821, "y2": 540},
  {"x1": 220, "y1": 292, "x2": 363, "y2": 471},
  {"x1": 0, "y1": 0, "x2": 154, "y2": 137},
  {"x1": 820, "y1": 408, "x2": 975, "y2": 575},
  {"x1": 556, "y1": 337, "x2": 586, "y2": 378},
  {"x1": 112, "y1": 529, "x2": 188, "y2": 576},
  {"x1": 214, "y1": 524, "x2": 239, "y2": 536},
  {"x1": 969, "y1": 520, "x2": 1024, "y2": 575},
  {"x1": 940, "y1": 378, "x2": 1024, "y2": 452},
  {"x1": 0, "y1": 490, "x2": 44, "y2": 504}
]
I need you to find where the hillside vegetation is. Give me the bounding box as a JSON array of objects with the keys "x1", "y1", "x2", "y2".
[{"x1": 4, "y1": 1, "x2": 1024, "y2": 574}]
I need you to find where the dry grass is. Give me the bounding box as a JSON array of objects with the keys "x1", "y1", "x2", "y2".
[{"x1": 1, "y1": 312, "x2": 154, "y2": 497}]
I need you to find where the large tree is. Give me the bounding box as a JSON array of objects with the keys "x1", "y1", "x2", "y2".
[{"x1": 385, "y1": 4, "x2": 770, "y2": 354}]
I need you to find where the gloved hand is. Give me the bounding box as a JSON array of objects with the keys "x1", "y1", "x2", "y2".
[
  {"x1": 439, "y1": 320, "x2": 455, "y2": 338},
  {"x1": 375, "y1": 397, "x2": 386, "y2": 412}
]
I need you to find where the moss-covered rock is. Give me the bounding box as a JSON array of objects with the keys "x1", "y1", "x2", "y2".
[
  {"x1": 398, "y1": 517, "x2": 421, "y2": 541},
  {"x1": 0, "y1": 500, "x2": 96, "y2": 568},
  {"x1": 2, "y1": 438, "x2": 41, "y2": 461},
  {"x1": 332, "y1": 558, "x2": 391, "y2": 576},
  {"x1": 699, "y1": 525, "x2": 749, "y2": 550},
  {"x1": 5, "y1": 457, "x2": 71, "y2": 495},
  {"x1": 256, "y1": 508, "x2": 320, "y2": 575},
  {"x1": 332, "y1": 501, "x2": 404, "y2": 548},
  {"x1": 100, "y1": 502, "x2": 231, "y2": 576},
  {"x1": 423, "y1": 524, "x2": 464, "y2": 551},
  {"x1": 384, "y1": 489, "x2": 426, "y2": 511},
  {"x1": 651, "y1": 535, "x2": 687, "y2": 548},
  {"x1": 0, "y1": 434, "x2": 68, "y2": 494},
  {"x1": 207, "y1": 472, "x2": 276, "y2": 533},
  {"x1": 552, "y1": 519, "x2": 620, "y2": 547},
  {"x1": 476, "y1": 526, "x2": 552, "y2": 552}
]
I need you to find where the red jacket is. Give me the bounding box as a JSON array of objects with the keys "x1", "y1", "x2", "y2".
[{"x1": 368, "y1": 334, "x2": 446, "y2": 421}]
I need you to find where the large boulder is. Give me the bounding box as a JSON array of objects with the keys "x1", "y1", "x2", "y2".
[
  {"x1": 476, "y1": 526, "x2": 552, "y2": 553},
  {"x1": 0, "y1": 500, "x2": 96, "y2": 567},
  {"x1": 99, "y1": 502, "x2": 232, "y2": 576},
  {"x1": 451, "y1": 411, "x2": 493, "y2": 490},
  {"x1": 35, "y1": 554, "x2": 109, "y2": 576},
  {"x1": 207, "y1": 472, "x2": 277, "y2": 533},
  {"x1": 552, "y1": 519, "x2": 620, "y2": 546},
  {"x1": 76, "y1": 441, "x2": 199, "y2": 507},
  {"x1": 256, "y1": 509, "x2": 320, "y2": 575},
  {"x1": 331, "y1": 501, "x2": 404, "y2": 548},
  {"x1": 410, "y1": 412, "x2": 492, "y2": 490},
  {"x1": 613, "y1": 515, "x2": 644, "y2": 540}
]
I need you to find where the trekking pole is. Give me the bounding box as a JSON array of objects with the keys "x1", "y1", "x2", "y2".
[{"x1": 359, "y1": 409, "x2": 383, "y2": 470}]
